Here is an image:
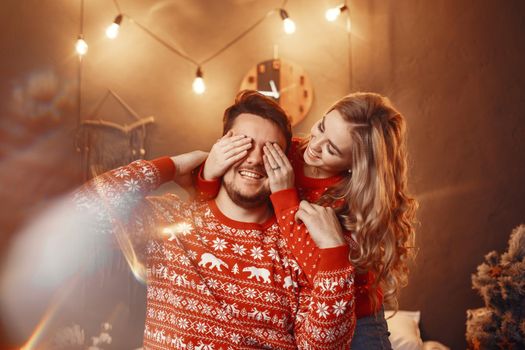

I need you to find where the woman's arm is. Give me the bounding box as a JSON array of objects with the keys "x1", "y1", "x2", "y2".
[{"x1": 292, "y1": 245, "x2": 356, "y2": 349}]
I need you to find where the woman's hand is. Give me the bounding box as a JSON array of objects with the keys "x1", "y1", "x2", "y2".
[
  {"x1": 263, "y1": 142, "x2": 295, "y2": 193},
  {"x1": 170, "y1": 150, "x2": 209, "y2": 189},
  {"x1": 202, "y1": 131, "x2": 253, "y2": 180},
  {"x1": 295, "y1": 200, "x2": 346, "y2": 249}
]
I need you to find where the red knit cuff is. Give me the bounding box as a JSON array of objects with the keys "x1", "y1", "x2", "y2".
[
  {"x1": 151, "y1": 157, "x2": 176, "y2": 184},
  {"x1": 317, "y1": 244, "x2": 351, "y2": 272},
  {"x1": 270, "y1": 189, "x2": 300, "y2": 214},
  {"x1": 195, "y1": 162, "x2": 221, "y2": 196}
]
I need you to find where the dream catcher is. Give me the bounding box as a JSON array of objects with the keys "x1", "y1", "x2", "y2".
[{"x1": 75, "y1": 89, "x2": 155, "y2": 180}]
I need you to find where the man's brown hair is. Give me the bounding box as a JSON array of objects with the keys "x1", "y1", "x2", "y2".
[{"x1": 223, "y1": 90, "x2": 292, "y2": 152}]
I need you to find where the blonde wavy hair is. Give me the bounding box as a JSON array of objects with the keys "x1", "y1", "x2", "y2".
[{"x1": 315, "y1": 92, "x2": 418, "y2": 310}]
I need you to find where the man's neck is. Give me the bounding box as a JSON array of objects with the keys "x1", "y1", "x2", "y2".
[{"x1": 215, "y1": 188, "x2": 273, "y2": 224}]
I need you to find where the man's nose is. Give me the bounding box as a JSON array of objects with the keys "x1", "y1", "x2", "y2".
[{"x1": 246, "y1": 145, "x2": 264, "y2": 165}]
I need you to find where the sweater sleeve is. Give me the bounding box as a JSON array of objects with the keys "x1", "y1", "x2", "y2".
[
  {"x1": 271, "y1": 189, "x2": 356, "y2": 348},
  {"x1": 270, "y1": 189, "x2": 351, "y2": 284},
  {"x1": 292, "y1": 244, "x2": 356, "y2": 349},
  {"x1": 192, "y1": 162, "x2": 221, "y2": 201},
  {"x1": 71, "y1": 157, "x2": 179, "y2": 261}
]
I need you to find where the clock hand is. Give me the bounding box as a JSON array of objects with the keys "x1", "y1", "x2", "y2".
[
  {"x1": 269, "y1": 80, "x2": 280, "y2": 98},
  {"x1": 258, "y1": 90, "x2": 280, "y2": 99}
]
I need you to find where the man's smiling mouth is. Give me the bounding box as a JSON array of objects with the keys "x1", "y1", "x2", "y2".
[{"x1": 238, "y1": 169, "x2": 265, "y2": 180}]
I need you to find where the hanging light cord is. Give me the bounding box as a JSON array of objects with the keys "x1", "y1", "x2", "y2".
[
  {"x1": 123, "y1": 15, "x2": 200, "y2": 66},
  {"x1": 79, "y1": 0, "x2": 84, "y2": 35},
  {"x1": 111, "y1": 0, "x2": 122, "y2": 14},
  {"x1": 200, "y1": 9, "x2": 275, "y2": 65},
  {"x1": 113, "y1": 0, "x2": 292, "y2": 68}
]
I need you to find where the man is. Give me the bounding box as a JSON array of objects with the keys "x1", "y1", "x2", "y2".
[{"x1": 74, "y1": 91, "x2": 355, "y2": 349}]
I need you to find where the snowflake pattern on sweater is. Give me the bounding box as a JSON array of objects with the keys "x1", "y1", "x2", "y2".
[{"x1": 73, "y1": 158, "x2": 355, "y2": 349}]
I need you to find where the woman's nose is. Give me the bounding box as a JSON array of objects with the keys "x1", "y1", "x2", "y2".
[{"x1": 309, "y1": 134, "x2": 323, "y2": 152}]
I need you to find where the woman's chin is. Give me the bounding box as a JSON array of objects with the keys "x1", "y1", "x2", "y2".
[{"x1": 303, "y1": 151, "x2": 319, "y2": 166}]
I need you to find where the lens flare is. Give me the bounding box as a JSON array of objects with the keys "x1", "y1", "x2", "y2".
[
  {"x1": 162, "y1": 222, "x2": 193, "y2": 241},
  {"x1": 18, "y1": 278, "x2": 79, "y2": 350}
]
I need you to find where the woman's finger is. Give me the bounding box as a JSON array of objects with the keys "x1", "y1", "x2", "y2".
[
  {"x1": 298, "y1": 200, "x2": 316, "y2": 215},
  {"x1": 220, "y1": 136, "x2": 251, "y2": 154},
  {"x1": 219, "y1": 134, "x2": 247, "y2": 147},
  {"x1": 218, "y1": 130, "x2": 234, "y2": 142},
  {"x1": 263, "y1": 155, "x2": 276, "y2": 180},
  {"x1": 272, "y1": 143, "x2": 293, "y2": 170},
  {"x1": 225, "y1": 149, "x2": 249, "y2": 166},
  {"x1": 263, "y1": 145, "x2": 280, "y2": 170},
  {"x1": 224, "y1": 141, "x2": 252, "y2": 159},
  {"x1": 294, "y1": 208, "x2": 307, "y2": 224},
  {"x1": 265, "y1": 142, "x2": 286, "y2": 168}
]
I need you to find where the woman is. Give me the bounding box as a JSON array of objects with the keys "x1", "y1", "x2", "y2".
[{"x1": 197, "y1": 92, "x2": 418, "y2": 349}]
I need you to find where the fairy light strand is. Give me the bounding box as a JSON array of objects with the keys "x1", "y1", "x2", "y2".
[
  {"x1": 76, "y1": 0, "x2": 351, "y2": 95},
  {"x1": 111, "y1": 0, "x2": 122, "y2": 14},
  {"x1": 124, "y1": 15, "x2": 199, "y2": 66},
  {"x1": 104, "y1": 0, "x2": 296, "y2": 94},
  {"x1": 117, "y1": 4, "x2": 292, "y2": 67}
]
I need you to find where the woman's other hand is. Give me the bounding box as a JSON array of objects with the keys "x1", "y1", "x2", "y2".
[
  {"x1": 263, "y1": 142, "x2": 295, "y2": 193},
  {"x1": 203, "y1": 131, "x2": 252, "y2": 180},
  {"x1": 295, "y1": 200, "x2": 346, "y2": 248}
]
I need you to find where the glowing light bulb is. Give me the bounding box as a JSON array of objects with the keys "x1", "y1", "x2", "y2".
[
  {"x1": 106, "y1": 14, "x2": 123, "y2": 39},
  {"x1": 283, "y1": 18, "x2": 296, "y2": 34},
  {"x1": 106, "y1": 23, "x2": 120, "y2": 39},
  {"x1": 279, "y1": 9, "x2": 296, "y2": 34},
  {"x1": 325, "y1": 7, "x2": 341, "y2": 22},
  {"x1": 75, "y1": 37, "x2": 88, "y2": 56},
  {"x1": 325, "y1": 5, "x2": 348, "y2": 22},
  {"x1": 192, "y1": 67, "x2": 205, "y2": 95}
]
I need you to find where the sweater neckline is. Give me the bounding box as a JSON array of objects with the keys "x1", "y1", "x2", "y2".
[
  {"x1": 293, "y1": 149, "x2": 345, "y2": 189},
  {"x1": 208, "y1": 200, "x2": 276, "y2": 231}
]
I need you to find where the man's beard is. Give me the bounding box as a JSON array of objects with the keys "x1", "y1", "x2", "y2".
[{"x1": 223, "y1": 166, "x2": 271, "y2": 209}]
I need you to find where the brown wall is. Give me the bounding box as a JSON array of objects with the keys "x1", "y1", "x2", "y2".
[
  {"x1": 349, "y1": 1, "x2": 525, "y2": 348},
  {"x1": 1, "y1": 0, "x2": 524, "y2": 349}
]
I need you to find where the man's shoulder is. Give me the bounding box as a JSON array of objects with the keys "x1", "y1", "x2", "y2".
[{"x1": 145, "y1": 193, "x2": 209, "y2": 215}]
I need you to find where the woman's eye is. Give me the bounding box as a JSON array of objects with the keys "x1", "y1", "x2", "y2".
[
  {"x1": 317, "y1": 122, "x2": 324, "y2": 132},
  {"x1": 327, "y1": 146, "x2": 335, "y2": 156}
]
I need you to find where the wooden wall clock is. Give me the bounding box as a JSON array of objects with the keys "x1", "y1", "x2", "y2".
[{"x1": 239, "y1": 59, "x2": 314, "y2": 126}]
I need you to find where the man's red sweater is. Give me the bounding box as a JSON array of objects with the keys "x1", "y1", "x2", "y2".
[
  {"x1": 195, "y1": 138, "x2": 383, "y2": 319},
  {"x1": 73, "y1": 157, "x2": 356, "y2": 349}
]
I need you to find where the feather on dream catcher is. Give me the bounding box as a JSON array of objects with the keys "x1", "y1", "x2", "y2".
[{"x1": 75, "y1": 90, "x2": 154, "y2": 180}]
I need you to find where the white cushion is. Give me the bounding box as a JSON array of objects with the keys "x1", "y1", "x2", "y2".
[{"x1": 384, "y1": 310, "x2": 424, "y2": 350}]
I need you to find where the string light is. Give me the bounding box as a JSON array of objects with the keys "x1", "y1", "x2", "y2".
[
  {"x1": 279, "y1": 9, "x2": 296, "y2": 34},
  {"x1": 75, "y1": 35, "x2": 88, "y2": 56},
  {"x1": 192, "y1": 67, "x2": 205, "y2": 95},
  {"x1": 78, "y1": 0, "x2": 299, "y2": 94},
  {"x1": 325, "y1": 4, "x2": 348, "y2": 22},
  {"x1": 106, "y1": 14, "x2": 123, "y2": 39}
]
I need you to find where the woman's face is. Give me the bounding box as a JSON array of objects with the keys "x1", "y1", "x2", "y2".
[{"x1": 303, "y1": 109, "x2": 354, "y2": 175}]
